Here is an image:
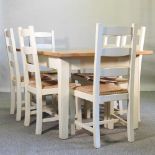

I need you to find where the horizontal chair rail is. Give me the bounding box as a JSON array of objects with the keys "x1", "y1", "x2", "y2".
[
  {"x1": 99, "y1": 93, "x2": 128, "y2": 103},
  {"x1": 102, "y1": 27, "x2": 132, "y2": 36},
  {"x1": 100, "y1": 67, "x2": 129, "y2": 76},
  {"x1": 35, "y1": 32, "x2": 53, "y2": 37},
  {"x1": 101, "y1": 47, "x2": 131, "y2": 57}
]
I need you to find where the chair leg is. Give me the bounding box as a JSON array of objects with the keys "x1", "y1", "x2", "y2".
[
  {"x1": 104, "y1": 102, "x2": 114, "y2": 129},
  {"x1": 75, "y1": 97, "x2": 82, "y2": 130},
  {"x1": 118, "y1": 100, "x2": 124, "y2": 115},
  {"x1": 24, "y1": 90, "x2": 31, "y2": 126},
  {"x1": 16, "y1": 86, "x2": 22, "y2": 121},
  {"x1": 104, "y1": 102, "x2": 108, "y2": 128},
  {"x1": 10, "y1": 83, "x2": 16, "y2": 114},
  {"x1": 108, "y1": 102, "x2": 114, "y2": 129},
  {"x1": 69, "y1": 92, "x2": 75, "y2": 135},
  {"x1": 127, "y1": 100, "x2": 134, "y2": 142},
  {"x1": 93, "y1": 100, "x2": 101, "y2": 149},
  {"x1": 35, "y1": 94, "x2": 43, "y2": 135},
  {"x1": 86, "y1": 101, "x2": 91, "y2": 119},
  {"x1": 52, "y1": 94, "x2": 58, "y2": 113}
]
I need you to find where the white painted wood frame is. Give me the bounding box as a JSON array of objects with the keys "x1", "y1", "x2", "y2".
[
  {"x1": 47, "y1": 49, "x2": 148, "y2": 141},
  {"x1": 72, "y1": 23, "x2": 136, "y2": 148},
  {"x1": 116, "y1": 26, "x2": 146, "y2": 128},
  {"x1": 4, "y1": 28, "x2": 25, "y2": 121},
  {"x1": 18, "y1": 26, "x2": 58, "y2": 135}
]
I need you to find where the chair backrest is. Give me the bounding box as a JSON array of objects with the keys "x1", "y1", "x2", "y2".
[
  {"x1": 18, "y1": 26, "x2": 42, "y2": 89},
  {"x1": 120, "y1": 26, "x2": 146, "y2": 79},
  {"x1": 4, "y1": 28, "x2": 21, "y2": 85},
  {"x1": 120, "y1": 26, "x2": 145, "y2": 50},
  {"x1": 93, "y1": 23, "x2": 136, "y2": 97},
  {"x1": 34, "y1": 30, "x2": 55, "y2": 50}
]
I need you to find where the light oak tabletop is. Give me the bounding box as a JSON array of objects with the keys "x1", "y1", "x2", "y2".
[{"x1": 17, "y1": 48, "x2": 153, "y2": 58}]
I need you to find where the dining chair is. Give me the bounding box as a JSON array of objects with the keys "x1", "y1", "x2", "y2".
[
  {"x1": 73, "y1": 26, "x2": 146, "y2": 124},
  {"x1": 115, "y1": 26, "x2": 146, "y2": 118},
  {"x1": 18, "y1": 26, "x2": 58, "y2": 135},
  {"x1": 71, "y1": 35, "x2": 129, "y2": 120},
  {"x1": 72, "y1": 23, "x2": 136, "y2": 148},
  {"x1": 4, "y1": 28, "x2": 25, "y2": 121}
]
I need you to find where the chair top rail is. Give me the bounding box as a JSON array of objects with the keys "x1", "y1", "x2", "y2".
[
  {"x1": 20, "y1": 28, "x2": 33, "y2": 37},
  {"x1": 102, "y1": 26, "x2": 132, "y2": 36},
  {"x1": 4, "y1": 29, "x2": 11, "y2": 38},
  {"x1": 35, "y1": 32, "x2": 53, "y2": 38}
]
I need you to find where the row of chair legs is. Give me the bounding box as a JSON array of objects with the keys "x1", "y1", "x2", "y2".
[
  {"x1": 74, "y1": 97, "x2": 134, "y2": 148},
  {"x1": 10, "y1": 82, "x2": 24, "y2": 121}
]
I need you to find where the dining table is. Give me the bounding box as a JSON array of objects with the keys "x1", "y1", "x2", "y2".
[{"x1": 36, "y1": 49, "x2": 153, "y2": 139}]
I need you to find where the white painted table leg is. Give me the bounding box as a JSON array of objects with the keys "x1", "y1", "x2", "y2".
[
  {"x1": 57, "y1": 59, "x2": 70, "y2": 139},
  {"x1": 133, "y1": 56, "x2": 140, "y2": 129},
  {"x1": 138, "y1": 55, "x2": 143, "y2": 122},
  {"x1": 69, "y1": 89, "x2": 75, "y2": 135},
  {"x1": 10, "y1": 83, "x2": 16, "y2": 114}
]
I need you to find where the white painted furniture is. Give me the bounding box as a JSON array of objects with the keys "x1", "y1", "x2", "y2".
[
  {"x1": 74, "y1": 26, "x2": 146, "y2": 128},
  {"x1": 116, "y1": 26, "x2": 146, "y2": 125},
  {"x1": 4, "y1": 28, "x2": 25, "y2": 121},
  {"x1": 35, "y1": 42, "x2": 152, "y2": 140},
  {"x1": 18, "y1": 26, "x2": 58, "y2": 135},
  {"x1": 72, "y1": 23, "x2": 136, "y2": 148},
  {"x1": 135, "y1": 26, "x2": 146, "y2": 123}
]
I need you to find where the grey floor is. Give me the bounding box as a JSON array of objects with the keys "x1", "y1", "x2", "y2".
[{"x1": 0, "y1": 92, "x2": 155, "y2": 155}]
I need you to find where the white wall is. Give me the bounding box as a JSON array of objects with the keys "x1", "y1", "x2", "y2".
[
  {"x1": 0, "y1": 0, "x2": 155, "y2": 91},
  {"x1": 0, "y1": 0, "x2": 10, "y2": 92}
]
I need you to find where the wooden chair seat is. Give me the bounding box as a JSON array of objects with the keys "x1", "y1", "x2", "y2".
[
  {"x1": 19, "y1": 73, "x2": 56, "y2": 83},
  {"x1": 29, "y1": 80, "x2": 77, "y2": 89},
  {"x1": 40, "y1": 68, "x2": 57, "y2": 74},
  {"x1": 101, "y1": 77, "x2": 128, "y2": 83},
  {"x1": 73, "y1": 73, "x2": 128, "y2": 84},
  {"x1": 29, "y1": 80, "x2": 58, "y2": 89},
  {"x1": 74, "y1": 83, "x2": 128, "y2": 95}
]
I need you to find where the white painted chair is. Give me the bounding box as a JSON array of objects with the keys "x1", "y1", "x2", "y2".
[
  {"x1": 4, "y1": 28, "x2": 25, "y2": 121},
  {"x1": 74, "y1": 26, "x2": 146, "y2": 123},
  {"x1": 115, "y1": 26, "x2": 146, "y2": 118},
  {"x1": 72, "y1": 23, "x2": 136, "y2": 148},
  {"x1": 18, "y1": 26, "x2": 58, "y2": 135}
]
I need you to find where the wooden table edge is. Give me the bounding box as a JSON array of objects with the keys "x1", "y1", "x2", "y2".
[{"x1": 16, "y1": 48, "x2": 153, "y2": 58}]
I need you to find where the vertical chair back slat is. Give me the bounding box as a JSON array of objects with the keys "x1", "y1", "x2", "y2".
[
  {"x1": 4, "y1": 28, "x2": 21, "y2": 83},
  {"x1": 18, "y1": 26, "x2": 42, "y2": 89},
  {"x1": 4, "y1": 28, "x2": 23, "y2": 117}
]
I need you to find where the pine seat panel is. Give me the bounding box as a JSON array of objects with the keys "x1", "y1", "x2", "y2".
[
  {"x1": 29, "y1": 80, "x2": 58, "y2": 89},
  {"x1": 73, "y1": 73, "x2": 128, "y2": 84},
  {"x1": 73, "y1": 83, "x2": 128, "y2": 95}
]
